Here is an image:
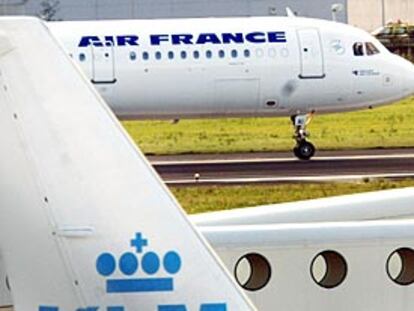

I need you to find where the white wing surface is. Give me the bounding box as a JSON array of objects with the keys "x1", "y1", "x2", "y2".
[{"x1": 192, "y1": 187, "x2": 414, "y2": 227}]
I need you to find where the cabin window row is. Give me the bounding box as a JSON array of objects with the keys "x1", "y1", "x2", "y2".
[
  {"x1": 76, "y1": 48, "x2": 289, "y2": 62},
  {"x1": 234, "y1": 247, "x2": 414, "y2": 292},
  {"x1": 129, "y1": 49, "x2": 252, "y2": 61}
]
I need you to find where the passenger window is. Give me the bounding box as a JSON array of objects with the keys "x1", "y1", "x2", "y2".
[
  {"x1": 311, "y1": 250, "x2": 347, "y2": 289},
  {"x1": 387, "y1": 248, "x2": 414, "y2": 286},
  {"x1": 79, "y1": 53, "x2": 86, "y2": 62},
  {"x1": 206, "y1": 50, "x2": 212, "y2": 59},
  {"x1": 353, "y1": 42, "x2": 364, "y2": 56},
  {"x1": 218, "y1": 50, "x2": 225, "y2": 58},
  {"x1": 130, "y1": 51, "x2": 137, "y2": 61},
  {"x1": 244, "y1": 49, "x2": 251, "y2": 58},
  {"x1": 256, "y1": 48, "x2": 264, "y2": 58},
  {"x1": 231, "y1": 49, "x2": 238, "y2": 58},
  {"x1": 193, "y1": 50, "x2": 200, "y2": 59},
  {"x1": 180, "y1": 51, "x2": 187, "y2": 59},
  {"x1": 280, "y1": 48, "x2": 289, "y2": 58},
  {"x1": 142, "y1": 51, "x2": 149, "y2": 61},
  {"x1": 365, "y1": 42, "x2": 380, "y2": 55},
  {"x1": 155, "y1": 51, "x2": 162, "y2": 60},
  {"x1": 268, "y1": 48, "x2": 277, "y2": 58},
  {"x1": 235, "y1": 253, "x2": 272, "y2": 291},
  {"x1": 168, "y1": 51, "x2": 174, "y2": 60}
]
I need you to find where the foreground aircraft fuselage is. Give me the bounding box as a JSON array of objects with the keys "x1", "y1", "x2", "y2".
[{"x1": 48, "y1": 17, "x2": 414, "y2": 120}]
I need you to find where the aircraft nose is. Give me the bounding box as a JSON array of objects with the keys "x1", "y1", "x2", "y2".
[
  {"x1": 401, "y1": 60, "x2": 414, "y2": 95},
  {"x1": 409, "y1": 65, "x2": 414, "y2": 95}
]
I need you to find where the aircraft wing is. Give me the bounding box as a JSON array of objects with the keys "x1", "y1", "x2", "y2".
[
  {"x1": 0, "y1": 17, "x2": 254, "y2": 311},
  {"x1": 191, "y1": 187, "x2": 414, "y2": 227}
]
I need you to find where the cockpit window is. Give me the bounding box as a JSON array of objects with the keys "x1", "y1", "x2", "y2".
[
  {"x1": 353, "y1": 42, "x2": 364, "y2": 56},
  {"x1": 365, "y1": 42, "x2": 380, "y2": 55}
]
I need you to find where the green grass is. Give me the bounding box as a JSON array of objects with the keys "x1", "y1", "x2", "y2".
[
  {"x1": 123, "y1": 97, "x2": 414, "y2": 155},
  {"x1": 170, "y1": 180, "x2": 414, "y2": 214},
  {"x1": 121, "y1": 99, "x2": 414, "y2": 215}
]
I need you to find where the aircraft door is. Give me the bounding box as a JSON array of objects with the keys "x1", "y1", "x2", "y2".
[
  {"x1": 91, "y1": 44, "x2": 116, "y2": 84},
  {"x1": 297, "y1": 28, "x2": 325, "y2": 79}
]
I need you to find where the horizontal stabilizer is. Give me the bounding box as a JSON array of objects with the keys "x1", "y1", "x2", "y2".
[{"x1": 0, "y1": 17, "x2": 254, "y2": 311}]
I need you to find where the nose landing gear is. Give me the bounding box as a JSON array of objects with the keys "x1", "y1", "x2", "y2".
[{"x1": 292, "y1": 113, "x2": 316, "y2": 160}]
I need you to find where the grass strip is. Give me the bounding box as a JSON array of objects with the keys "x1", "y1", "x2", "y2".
[
  {"x1": 123, "y1": 97, "x2": 414, "y2": 155},
  {"x1": 170, "y1": 179, "x2": 414, "y2": 214}
]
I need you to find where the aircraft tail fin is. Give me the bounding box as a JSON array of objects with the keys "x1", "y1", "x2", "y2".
[{"x1": 0, "y1": 17, "x2": 255, "y2": 311}]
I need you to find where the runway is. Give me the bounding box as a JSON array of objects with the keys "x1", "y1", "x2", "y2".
[{"x1": 148, "y1": 148, "x2": 414, "y2": 185}]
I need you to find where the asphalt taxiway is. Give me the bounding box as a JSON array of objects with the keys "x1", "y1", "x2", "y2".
[{"x1": 148, "y1": 148, "x2": 414, "y2": 185}]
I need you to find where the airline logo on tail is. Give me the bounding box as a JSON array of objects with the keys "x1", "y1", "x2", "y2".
[
  {"x1": 78, "y1": 31, "x2": 287, "y2": 47},
  {"x1": 97, "y1": 232, "x2": 181, "y2": 294},
  {"x1": 39, "y1": 232, "x2": 227, "y2": 311}
]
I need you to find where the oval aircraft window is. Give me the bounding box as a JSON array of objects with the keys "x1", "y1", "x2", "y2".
[
  {"x1": 206, "y1": 50, "x2": 212, "y2": 59},
  {"x1": 255, "y1": 48, "x2": 264, "y2": 58},
  {"x1": 280, "y1": 48, "x2": 289, "y2": 58},
  {"x1": 234, "y1": 253, "x2": 271, "y2": 291},
  {"x1": 244, "y1": 49, "x2": 251, "y2": 58},
  {"x1": 231, "y1": 49, "x2": 238, "y2": 58},
  {"x1": 387, "y1": 248, "x2": 414, "y2": 286},
  {"x1": 268, "y1": 48, "x2": 277, "y2": 58},
  {"x1": 129, "y1": 51, "x2": 137, "y2": 61},
  {"x1": 311, "y1": 250, "x2": 347, "y2": 289}
]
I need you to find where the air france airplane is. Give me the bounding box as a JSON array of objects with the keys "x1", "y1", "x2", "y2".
[
  {"x1": 3, "y1": 17, "x2": 414, "y2": 311},
  {"x1": 47, "y1": 15, "x2": 414, "y2": 160}
]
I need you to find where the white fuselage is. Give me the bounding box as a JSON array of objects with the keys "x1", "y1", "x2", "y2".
[{"x1": 48, "y1": 17, "x2": 414, "y2": 120}]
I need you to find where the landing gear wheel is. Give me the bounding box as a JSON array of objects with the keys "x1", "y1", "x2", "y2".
[
  {"x1": 295, "y1": 141, "x2": 315, "y2": 160},
  {"x1": 291, "y1": 113, "x2": 317, "y2": 160},
  {"x1": 293, "y1": 146, "x2": 300, "y2": 158}
]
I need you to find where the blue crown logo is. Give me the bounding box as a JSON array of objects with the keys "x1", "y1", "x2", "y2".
[{"x1": 96, "y1": 232, "x2": 182, "y2": 294}]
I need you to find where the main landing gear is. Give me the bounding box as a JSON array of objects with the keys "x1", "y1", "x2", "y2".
[{"x1": 291, "y1": 113, "x2": 316, "y2": 161}]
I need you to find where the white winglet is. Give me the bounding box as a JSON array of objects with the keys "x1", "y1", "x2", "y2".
[
  {"x1": 0, "y1": 17, "x2": 255, "y2": 311},
  {"x1": 286, "y1": 7, "x2": 296, "y2": 17}
]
